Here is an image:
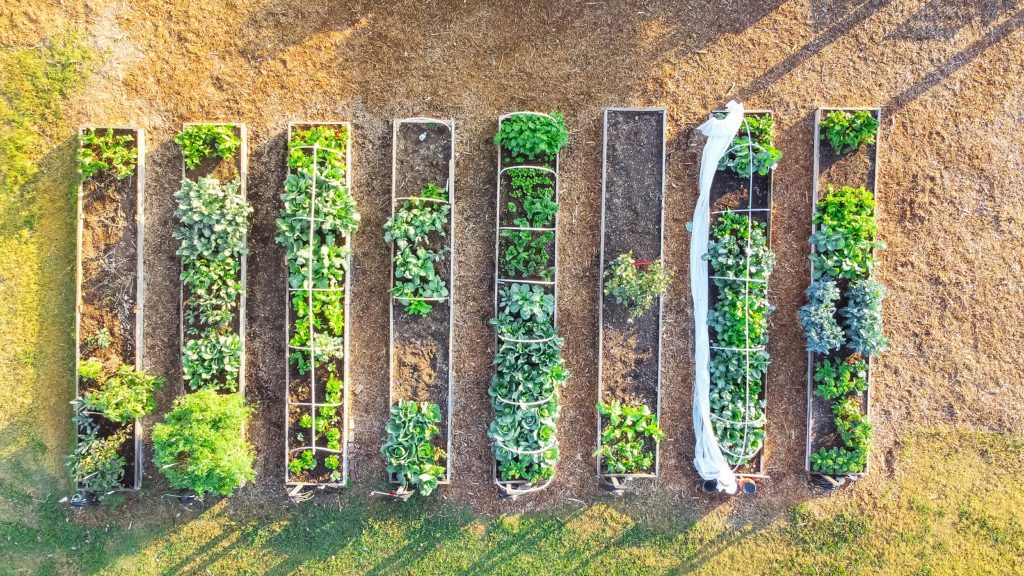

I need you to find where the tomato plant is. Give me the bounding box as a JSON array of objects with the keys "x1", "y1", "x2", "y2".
[{"x1": 604, "y1": 252, "x2": 672, "y2": 322}]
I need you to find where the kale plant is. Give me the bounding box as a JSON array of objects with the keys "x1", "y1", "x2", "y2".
[
  {"x1": 800, "y1": 276, "x2": 844, "y2": 354},
  {"x1": 841, "y1": 277, "x2": 890, "y2": 356}
]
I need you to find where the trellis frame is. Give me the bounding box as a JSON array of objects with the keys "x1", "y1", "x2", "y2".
[
  {"x1": 595, "y1": 108, "x2": 666, "y2": 487},
  {"x1": 491, "y1": 111, "x2": 562, "y2": 499},
  {"x1": 804, "y1": 107, "x2": 882, "y2": 484},
  {"x1": 387, "y1": 117, "x2": 456, "y2": 487},
  {"x1": 284, "y1": 121, "x2": 353, "y2": 490},
  {"x1": 74, "y1": 126, "x2": 146, "y2": 492}
]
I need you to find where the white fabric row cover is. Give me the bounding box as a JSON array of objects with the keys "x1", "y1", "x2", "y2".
[{"x1": 690, "y1": 100, "x2": 745, "y2": 495}]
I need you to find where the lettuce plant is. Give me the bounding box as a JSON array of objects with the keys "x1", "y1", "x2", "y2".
[
  {"x1": 175, "y1": 124, "x2": 241, "y2": 170},
  {"x1": 800, "y1": 277, "x2": 844, "y2": 354},
  {"x1": 78, "y1": 128, "x2": 137, "y2": 180},
  {"x1": 381, "y1": 400, "x2": 447, "y2": 496},
  {"x1": 809, "y1": 185, "x2": 883, "y2": 280},
  {"x1": 820, "y1": 110, "x2": 878, "y2": 155},
  {"x1": 495, "y1": 111, "x2": 569, "y2": 163},
  {"x1": 842, "y1": 277, "x2": 890, "y2": 356},
  {"x1": 604, "y1": 253, "x2": 672, "y2": 323}
]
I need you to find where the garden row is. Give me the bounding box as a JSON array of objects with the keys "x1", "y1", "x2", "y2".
[{"x1": 69, "y1": 106, "x2": 886, "y2": 502}]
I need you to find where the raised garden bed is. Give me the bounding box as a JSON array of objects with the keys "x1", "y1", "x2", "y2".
[
  {"x1": 73, "y1": 127, "x2": 146, "y2": 495},
  {"x1": 384, "y1": 118, "x2": 455, "y2": 497},
  {"x1": 803, "y1": 108, "x2": 885, "y2": 489},
  {"x1": 704, "y1": 110, "x2": 778, "y2": 482},
  {"x1": 280, "y1": 122, "x2": 357, "y2": 489},
  {"x1": 176, "y1": 123, "x2": 249, "y2": 394},
  {"x1": 490, "y1": 111, "x2": 570, "y2": 499},
  {"x1": 596, "y1": 109, "x2": 668, "y2": 492}
]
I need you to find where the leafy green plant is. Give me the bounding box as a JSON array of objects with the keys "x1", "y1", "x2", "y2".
[
  {"x1": 809, "y1": 185, "x2": 883, "y2": 280},
  {"x1": 175, "y1": 124, "x2": 241, "y2": 170},
  {"x1": 495, "y1": 111, "x2": 569, "y2": 163},
  {"x1": 604, "y1": 252, "x2": 672, "y2": 322},
  {"x1": 504, "y1": 168, "x2": 558, "y2": 227},
  {"x1": 489, "y1": 283, "x2": 568, "y2": 484},
  {"x1": 182, "y1": 330, "x2": 242, "y2": 390},
  {"x1": 287, "y1": 126, "x2": 348, "y2": 174},
  {"x1": 500, "y1": 230, "x2": 554, "y2": 280},
  {"x1": 82, "y1": 364, "x2": 165, "y2": 423},
  {"x1": 78, "y1": 358, "x2": 103, "y2": 381},
  {"x1": 78, "y1": 128, "x2": 137, "y2": 180},
  {"x1": 381, "y1": 400, "x2": 447, "y2": 496},
  {"x1": 85, "y1": 328, "x2": 112, "y2": 350},
  {"x1": 810, "y1": 396, "x2": 872, "y2": 475},
  {"x1": 385, "y1": 183, "x2": 450, "y2": 315},
  {"x1": 703, "y1": 211, "x2": 775, "y2": 466},
  {"x1": 800, "y1": 277, "x2": 844, "y2": 354},
  {"x1": 152, "y1": 388, "x2": 255, "y2": 497},
  {"x1": 717, "y1": 114, "x2": 780, "y2": 177},
  {"x1": 68, "y1": 404, "x2": 129, "y2": 495},
  {"x1": 820, "y1": 110, "x2": 878, "y2": 155},
  {"x1": 288, "y1": 450, "x2": 316, "y2": 476},
  {"x1": 841, "y1": 277, "x2": 890, "y2": 356},
  {"x1": 812, "y1": 357, "x2": 868, "y2": 401},
  {"x1": 594, "y1": 400, "x2": 665, "y2": 474}
]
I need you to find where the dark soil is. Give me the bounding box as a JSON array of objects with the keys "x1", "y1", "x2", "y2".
[
  {"x1": 390, "y1": 119, "x2": 454, "y2": 461},
  {"x1": 807, "y1": 110, "x2": 879, "y2": 470},
  {"x1": 598, "y1": 109, "x2": 665, "y2": 474},
  {"x1": 706, "y1": 112, "x2": 775, "y2": 476},
  {"x1": 77, "y1": 128, "x2": 140, "y2": 489}
]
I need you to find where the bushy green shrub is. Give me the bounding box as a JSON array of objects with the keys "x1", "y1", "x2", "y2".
[
  {"x1": 495, "y1": 111, "x2": 569, "y2": 162},
  {"x1": 152, "y1": 388, "x2": 255, "y2": 497}
]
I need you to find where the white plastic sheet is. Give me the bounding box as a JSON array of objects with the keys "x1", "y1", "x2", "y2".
[{"x1": 691, "y1": 100, "x2": 745, "y2": 494}]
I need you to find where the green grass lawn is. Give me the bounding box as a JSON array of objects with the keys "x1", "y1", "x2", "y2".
[{"x1": 2, "y1": 30, "x2": 1023, "y2": 576}]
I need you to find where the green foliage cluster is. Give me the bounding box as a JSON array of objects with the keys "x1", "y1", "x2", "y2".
[
  {"x1": 77, "y1": 128, "x2": 137, "y2": 180},
  {"x1": 820, "y1": 109, "x2": 878, "y2": 155},
  {"x1": 717, "y1": 114, "x2": 781, "y2": 178},
  {"x1": 604, "y1": 252, "x2": 671, "y2": 323},
  {"x1": 703, "y1": 211, "x2": 775, "y2": 465},
  {"x1": 277, "y1": 129, "x2": 356, "y2": 485},
  {"x1": 594, "y1": 400, "x2": 665, "y2": 474},
  {"x1": 500, "y1": 230, "x2": 554, "y2": 281},
  {"x1": 800, "y1": 277, "x2": 844, "y2": 354},
  {"x1": 490, "y1": 283, "x2": 568, "y2": 484},
  {"x1": 174, "y1": 124, "x2": 241, "y2": 170},
  {"x1": 504, "y1": 168, "x2": 558, "y2": 228},
  {"x1": 842, "y1": 277, "x2": 890, "y2": 356},
  {"x1": 813, "y1": 357, "x2": 868, "y2": 401},
  {"x1": 381, "y1": 400, "x2": 448, "y2": 496},
  {"x1": 80, "y1": 363, "x2": 165, "y2": 423},
  {"x1": 152, "y1": 388, "x2": 255, "y2": 498},
  {"x1": 174, "y1": 176, "x2": 251, "y2": 389},
  {"x1": 810, "y1": 185, "x2": 884, "y2": 280},
  {"x1": 495, "y1": 111, "x2": 569, "y2": 163},
  {"x1": 811, "y1": 381, "x2": 873, "y2": 475},
  {"x1": 68, "y1": 403, "x2": 129, "y2": 495},
  {"x1": 85, "y1": 327, "x2": 111, "y2": 350},
  {"x1": 276, "y1": 129, "x2": 360, "y2": 376},
  {"x1": 384, "y1": 183, "x2": 450, "y2": 316}
]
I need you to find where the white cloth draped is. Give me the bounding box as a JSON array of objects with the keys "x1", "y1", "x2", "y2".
[{"x1": 690, "y1": 100, "x2": 745, "y2": 494}]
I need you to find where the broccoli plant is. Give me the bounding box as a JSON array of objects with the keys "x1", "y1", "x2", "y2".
[
  {"x1": 175, "y1": 124, "x2": 242, "y2": 170},
  {"x1": 800, "y1": 277, "x2": 844, "y2": 354},
  {"x1": 381, "y1": 400, "x2": 447, "y2": 496},
  {"x1": 495, "y1": 111, "x2": 569, "y2": 163},
  {"x1": 78, "y1": 128, "x2": 137, "y2": 180},
  {"x1": 842, "y1": 277, "x2": 890, "y2": 356},
  {"x1": 604, "y1": 253, "x2": 671, "y2": 323},
  {"x1": 820, "y1": 110, "x2": 878, "y2": 155}
]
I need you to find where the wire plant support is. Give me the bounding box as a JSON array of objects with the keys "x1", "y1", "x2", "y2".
[
  {"x1": 178, "y1": 122, "x2": 248, "y2": 397},
  {"x1": 284, "y1": 122, "x2": 354, "y2": 492},
  {"x1": 704, "y1": 109, "x2": 776, "y2": 491},
  {"x1": 74, "y1": 126, "x2": 146, "y2": 494},
  {"x1": 492, "y1": 111, "x2": 562, "y2": 499},
  {"x1": 596, "y1": 108, "x2": 667, "y2": 495},
  {"x1": 387, "y1": 117, "x2": 456, "y2": 492},
  {"x1": 805, "y1": 107, "x2": 882, "y2": 491}
]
